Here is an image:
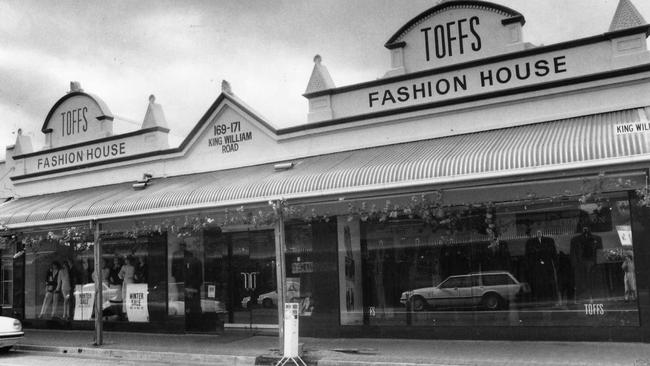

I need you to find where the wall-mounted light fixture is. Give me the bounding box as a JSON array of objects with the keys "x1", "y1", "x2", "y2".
[
  {"x1": 132, "y1": 173, "x2": 153, "y2": 190},
  {"x1": 274, "y1": 162, "x2": 294, "y2": 171}
]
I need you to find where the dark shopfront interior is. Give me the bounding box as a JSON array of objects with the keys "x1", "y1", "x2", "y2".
[
  {"x1": 3, "y1": 174, "x2": 650, "y2": 342},
  {"x1": 6, "y1": 218, "x2": 340, "y2": 335}
]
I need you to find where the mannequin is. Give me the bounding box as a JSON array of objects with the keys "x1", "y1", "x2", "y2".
[
  {"x1": 118, "y1": 256, "x2": 136, "y2": 314},
  {"x1": 39, "y1": 261, "x2": 60, "y2": 318},
  {"x1": 621, "y1": 253, "x2": 636, "y2": 302},
  {"x1": 525, "y1": 231, "x2": 558, "y2": 303},
  {"x1": 570, "y1": 227, "x2": 602, "y2": 301},
  {"x1": 57, "y1": 260, "x2": 72, "y2": 320}
]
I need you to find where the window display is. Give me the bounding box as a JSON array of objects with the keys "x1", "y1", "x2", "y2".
[
  {"x1": 19, "y1": 226, "x2": 94, "y2": 321},
  {"x1": 19, "y1": 221, "x2": 167, "y2": 326},
  {"x1": 285, "y1": 224, "x2": 315, "y2": 317},
  {"x1": 100, "y1": 229, "x2": 166, "y2": 324},
  {"x1": 284, "y1": 220, "x2": 338, "y2": 324},
  {"x1": 198, "y1": 228, "x2": 276, "y2": 329},
  {"x1": 38, "y1": 261, "x2": 61, "y2": 319},
  {"x1": 169, "y1": 238, "x2": 204, "y2": 329},
  {"x1": 341, "y1": 192, "x2": 639, "y2": 327}
]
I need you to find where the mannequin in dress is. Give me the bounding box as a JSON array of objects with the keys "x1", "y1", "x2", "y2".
[{"x1": 118, "y1": 256, "x2": 136, "y2": 314}]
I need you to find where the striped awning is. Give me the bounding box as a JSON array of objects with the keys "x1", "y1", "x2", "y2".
[{"x1": 1, "y1": 107, "x2": 649, "y2": 227}]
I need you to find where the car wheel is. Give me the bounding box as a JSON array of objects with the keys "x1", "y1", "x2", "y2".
[
  {"x1": 482, "y1": 293, "x2": 503, "y2": 310},
  {"x1": 409, "y1": 295, "x2": 427, "y2": 311},
  {"x1": 262, "y1": 298, "x2": 273, "y2": 308}
]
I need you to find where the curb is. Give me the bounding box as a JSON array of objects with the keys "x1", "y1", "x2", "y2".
[
  {"x1": 15, "y1": 344, "x2": 461, "y2": 366},
  {"x1": 15, "y1": 344, "x2": 257, "y2": 366},
  {"x1": 14, "y1": 343, "x2": 624, "y2": 366}
]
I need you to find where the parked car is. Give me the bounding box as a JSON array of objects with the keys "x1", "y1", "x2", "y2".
[
  {"x1": 167, "y1": 283, "x2": 227, "y2": 315},
  {"x1": 400, "y1": 271, "x2": 530, "y2": 311},
  {"x1": 241, "y1": 290, "x2": 277, "y2": 309},
  {"x1": 168, "y1": 299, "x2": 227, "y2": 315},
  {"x1": 0, "y1": 316, "x2": 23, "y2": 352}
]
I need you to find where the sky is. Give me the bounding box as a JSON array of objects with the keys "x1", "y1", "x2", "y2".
[{"x1": 1, "y1": 0, "x2": 650, "y2": 156}]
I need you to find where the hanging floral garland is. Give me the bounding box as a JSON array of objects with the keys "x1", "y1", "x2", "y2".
[
  {"x1": 6, "y1": 170, "x2": 650, "y2": 255},
  {"x1": 12, "y1": 225, "x2": 95, "y2": 258}
]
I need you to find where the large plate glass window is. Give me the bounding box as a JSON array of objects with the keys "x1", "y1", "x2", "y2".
[{"x1": 340, "y1": 192, "x2": 639, "y2": 327}]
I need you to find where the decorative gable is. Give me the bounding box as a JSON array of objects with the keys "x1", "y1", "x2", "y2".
[
  {"x1": 41, "y1": 82, "x2": 114, "y2": 149},
  {"x1": 384, "y1": 0, "x2": 527, "y2": 76}
]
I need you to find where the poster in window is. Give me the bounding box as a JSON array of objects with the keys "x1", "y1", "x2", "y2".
[
  {"x1": 73, "y1": 284, "x2": 95, "y2": 321},
  {"x1": 125, "y1": 283, "x2": 149, "y2": 322}
]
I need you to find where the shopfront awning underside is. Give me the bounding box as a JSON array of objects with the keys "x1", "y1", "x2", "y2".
[{"x1": 2, "y1": 107, "x2": 649, "y2": 227}]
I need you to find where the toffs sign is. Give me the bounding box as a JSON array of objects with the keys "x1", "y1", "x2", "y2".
[
  {"x1": 35, "y1": 141, "x2": 127, "y2": 170},
  {"x1": 368, "y1": 55, "x2": 567, "y2": 108},
  {"x1": 42, "y1": 92, "x2": 115, "y2": 149},
  {"x1": 420, "y1": 16, "x2": 482, "y2": 62},
  {"x1": 306, "y1": 2, "x2": 649, "y2": 123},
  {"x1": 15, "y1": 136, "x2": 148, "y2": 176},
  {"x1": 13, "y1": 91, "x2": 165, "y2": 178},
  {"x1": 320, "y1": 30, "x2": 642, "y2": 119},
  {"x1": 384, "y1": 2, "x2": 527, "y2": 72}
]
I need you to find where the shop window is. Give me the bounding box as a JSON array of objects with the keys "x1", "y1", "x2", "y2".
[
  {"x1": 285, "y1": 220, "x2": 338, "y2": 323},
  {"x1": 99, "y1": 230, "x2": 167, "y2": 324},
  {"x1": 1, "y1": 252, "x2": 13, "y2": 312},
  {"x1": 341, "y1": 192, "x2": 639, "y2": 327},
  {"x1": 19, "y1": 226, "x2": 94, "y2": 321}
]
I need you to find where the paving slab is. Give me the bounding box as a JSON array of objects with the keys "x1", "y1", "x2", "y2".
[{"x1": 13, "y1": 329, "x2": 650, "y2": 366}]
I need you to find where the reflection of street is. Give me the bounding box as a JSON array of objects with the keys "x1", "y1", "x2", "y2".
[
  {"x1": 167, "y1": 282, "x2": 226, "y2": 316},
  {"x1": 373, "y1": 297, "x2": 638, "y2": 327},
  {"x1": 231, "y1": 307, "x2": 278, "y2": 325},
  {"x1": 168, "y1": 298, "x2": 226, "y2": 316}
]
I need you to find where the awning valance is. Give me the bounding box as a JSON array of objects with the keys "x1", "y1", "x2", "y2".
[{"x1": 1, "y1": 107, "x2": 649, "y2": 227}]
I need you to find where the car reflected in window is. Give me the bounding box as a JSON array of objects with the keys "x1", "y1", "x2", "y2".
[{"x1": 400, "y1": 271, "x2": 530, "y2": 311}]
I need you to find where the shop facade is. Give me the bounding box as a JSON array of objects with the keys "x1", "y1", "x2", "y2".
[{"x1": 1, "y1": 0, "x2": 650, "y2": 341}]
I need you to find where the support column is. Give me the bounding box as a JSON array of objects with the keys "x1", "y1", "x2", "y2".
[
  {"x1": 92, "y1": 220, "x2": 103, "y2": 346},
  {"x1": 274, "y1": 201, "x2": 287, "y2": 350}
]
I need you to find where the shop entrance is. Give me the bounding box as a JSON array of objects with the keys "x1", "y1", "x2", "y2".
[{"x1": 204, "y1": 229, "x2": 278, "y2": 329}]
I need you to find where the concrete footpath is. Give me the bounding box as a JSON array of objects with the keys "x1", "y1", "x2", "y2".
[{"x1": 12, "y1": 329, "x2": 650, "y2": 366}]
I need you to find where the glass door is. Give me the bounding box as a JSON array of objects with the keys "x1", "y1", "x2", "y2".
[{"x1": 204, "y1": 229, "x2": 277, "y2": 328}]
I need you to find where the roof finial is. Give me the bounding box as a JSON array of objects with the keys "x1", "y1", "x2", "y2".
[
  {"x1": 141, "y1": 94, "x2": 168, "y2": 130},
  {"x1": 221, "y1": 80, "x2": 232, "y2": 95},
  {"x1": 609, "y1": 0, "x2": 646, "y2": 32},
  {"x1": 305, "y1": 54, "x2": 335, "y2": 94},
  {"x1": 69, "y1": 81, "x2": 83, "y2": 93}
]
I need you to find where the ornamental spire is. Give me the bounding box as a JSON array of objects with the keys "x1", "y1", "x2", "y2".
[
  {"x1": 141, "y1": 94, "x2": 168, "y2": 129},
  {"x1": 305, "y1": 54, "x2": 335, "y2": 94},
  {"x1": 609, "y1": 0, "x2": 646, "y2": 32}
]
